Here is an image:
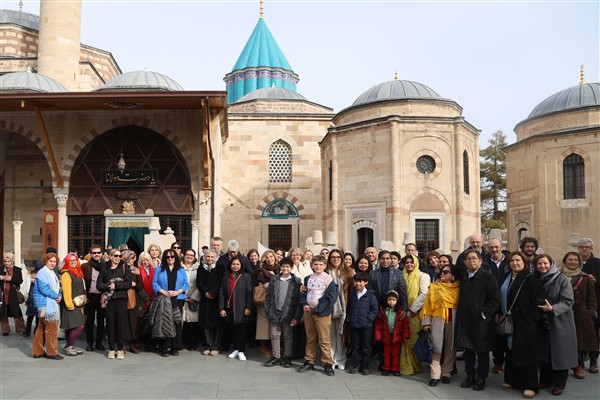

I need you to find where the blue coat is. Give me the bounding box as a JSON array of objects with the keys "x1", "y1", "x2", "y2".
[
  {"x1": 152, "y1": 267, "x2": 189, "y2": 300},
  {"x1": 346, "y1": 288, "x2": 378, "y2": 329}
]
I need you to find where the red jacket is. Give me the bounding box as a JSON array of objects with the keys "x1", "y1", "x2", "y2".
[{"x1": 374, "y1": 306, "x2": 410, "y2": 344}]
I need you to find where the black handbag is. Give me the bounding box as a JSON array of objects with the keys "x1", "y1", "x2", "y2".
[
  {"x1": 495, "y1": 276, "x2": 527, "y2": 335},
  {"x1": 413, "y1": 329, "x2": 433, "y2": 363}
]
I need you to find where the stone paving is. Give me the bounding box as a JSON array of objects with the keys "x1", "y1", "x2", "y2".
[{"x1": 1, "y1": 330, "x2": 598, "y2": 400}]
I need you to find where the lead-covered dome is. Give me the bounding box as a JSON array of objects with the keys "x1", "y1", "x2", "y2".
[
  {"x1": 352, "y1": 79, "x2": 441, "y2": 106},
  {"x1": 98, "y1": 70, "x2": 184, "y2": 92},
  {"x1": 236, "y1": 87, "x2": 306, "y2": 102},
  {"x1": 0, "y1": 71, "x2": 68, "y2": 92},
  {"x1": 528, "y1": 82, "x2": 600, "y2": 119}
]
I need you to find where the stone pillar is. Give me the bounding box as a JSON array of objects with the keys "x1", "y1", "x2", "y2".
[
  {"x1": 37, "y1": 0, "x2": 82, "y2": 91},
  {"x1": 53, "y1": 188, "x2": 69, "y2": 258},
  {"x1": 13, "y1": 220, "x2": 23, "y2": 266},
  {"x1": 191, "y1": 220, "x2": 200, "y2": 254},
  {"x1": 198, "y1": 191, "x2": 211, "y2": 248},
  {"x1": 0, "y1": 133, "x2": 9, "y2": 255}
]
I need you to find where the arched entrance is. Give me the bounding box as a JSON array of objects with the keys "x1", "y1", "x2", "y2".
[{"x1": 68, "y1": 126, "x2": 193, "y2": 254}]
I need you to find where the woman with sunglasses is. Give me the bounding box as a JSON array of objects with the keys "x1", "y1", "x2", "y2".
[
  {"x1": 59, "y1": 253, "x2": 86, "y2": 356},
  {"x1": 421, "y1": 264, "x2": 460, "y2": 386},
  {"x1": 97, "y1": 248, "x2": 132, "y2": 359},
  {"x1": 152, "y1": 249, "x2": 189, "y2": 357}
]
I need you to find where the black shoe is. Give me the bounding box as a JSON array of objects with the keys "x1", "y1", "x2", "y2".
[
  {"x1": 362, "y1": 366, "x2": 370, "y2": 376},
  {"x1": 377, "y1": 362, "x2": 383, "y2": 371},
  {"x1": 298, "y1": 361, "x2": 315, "y2": 373},
  {"x1": 441, "y1": 376, "x2": 451, "y2": 384},
  {"x1": 472, "y1": 378, "x2": 486, "y2": 391},
  {"x1": 429, "y1": 379, "x2": 439, "y2": 387},
  {"x1": 21, "y1": 333, "x2": 30, "y2": 338},
  {"x1": 381, "y1": 370, "x2": 390, "y2": 376},
  {"x1": 33, "y1": 353, "x2": 46, "y2": 359},
  {"x1": 160, "y1": 350, "x2": 169, "y2": 357},
  {"x1": 169, "y1": 350, "x2": 179, "y2": 356},
  {"x1": 460, "y1": 375, "x2": 475, "y2": 388},
  {"x1": 85, "y1": 344, "x2": 94, "y2": 352},
  {"x1": 95, "y1": 343, "x2": 106, "y2": 351},
  {"x1": 324, "y1": 363, "x2": 335, "y2": 376},
  {"x1": 283, "y1": 357, "x2": 292, "y2": 368},
  {"x1": 392, "y1": 371, "x2": 401, "y2": 377},
  {"x1": 264, "y1": 357, "x2": 281, "y2": 367},
  {"x1": 46, "y1": 354, "x2": 64, "y2": 360},
  {"x1": 2, "y1": 333, "x2": 8, "y2": 336},
  {"x1": 349, "y1": 365, "x2": 361, "y2": 374}
]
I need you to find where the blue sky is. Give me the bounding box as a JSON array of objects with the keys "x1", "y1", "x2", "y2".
[{"x1": 8, "y1": 1, "x2": 599, "y2": 145}]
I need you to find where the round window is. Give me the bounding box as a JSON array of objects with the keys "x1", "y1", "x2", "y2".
[{"x1": 416, "y1": 155, "x2": 436, "y2": 174}]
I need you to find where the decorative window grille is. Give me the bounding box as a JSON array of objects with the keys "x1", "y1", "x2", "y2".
[
  {"x1": 563, "y1": 153, "x2": 585, "y2": 199},
  {"x1": 415, "y1": 219, "x2": 439, "y2": 255},
  {"x1": 463, "y1": 151, "x2": 470, "y2": 195},
  {"x1": 68, "y1": 216, "x2": 105, "y2": 257},
  {"x1": 269, "y1": 140, "x2": 292, "y2": 183}
]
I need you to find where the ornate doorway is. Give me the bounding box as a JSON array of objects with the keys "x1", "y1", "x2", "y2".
[{"x1": 67, "y1": 126, "x2": 193, "y2": 254}]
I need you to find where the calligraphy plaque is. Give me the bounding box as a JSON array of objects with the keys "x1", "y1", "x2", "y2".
[{"x1": 101, "y1": 170, "x2": 158, "y2": 187}]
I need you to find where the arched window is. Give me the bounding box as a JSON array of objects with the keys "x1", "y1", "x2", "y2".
[
  {"x1": 463, "y1": 150, "x2": 470, "y2": 195},
  {"x1": 269, "y1": 140, "x2": 292, "y2": 183},
  {"x1": 563, "y1": 153, "x2": 585, "y2": 199}
]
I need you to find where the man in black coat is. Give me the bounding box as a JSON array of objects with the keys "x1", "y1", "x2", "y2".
[
  {"x1": 455, "y1": 250, "x2": 500, "y2": 391},
  {"x1": 580, "y1": 238, "x2": 600, "y2": 373}
]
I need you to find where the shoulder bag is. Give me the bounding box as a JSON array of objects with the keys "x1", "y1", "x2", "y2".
[
  {"x1": 495, "y1": 276, "x2": 527, "y2": 335},
  {"x1": 72, "y1": 278, "x2": 89, "y2": 308}
]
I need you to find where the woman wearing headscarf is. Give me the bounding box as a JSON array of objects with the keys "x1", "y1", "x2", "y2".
[
  {"x1": 59, "y1": 253, "x2": 86, "y2": 356},
  {"x1": 97, "y1": 248, "x2": 132, "y2": 360},
  {"x1": 1, "y1": 252, "x2": 25, "y2": 336},
  {"x1": 536, "y1": 254, "x2": 577, "y2": 396},
  {"x1": 421, "y1": 263, "x2": 460, "y2": 386},
  {"x1": 400, "y1": 254, "x2": 431, "y2": 375},
  {"x1": 561, "y1": 252, "x2": 597, "y2": 380},
  {"x1": 498, "y1": 251, "x2": 543, "y2": 399},
  {"x1": 31, "y1": 253, "x2": 63, "y2": 360}
]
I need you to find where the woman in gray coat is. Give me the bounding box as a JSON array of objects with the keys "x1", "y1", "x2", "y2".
[{"x1": 536, "y1": 254, "x2": 577, "y2": 396}]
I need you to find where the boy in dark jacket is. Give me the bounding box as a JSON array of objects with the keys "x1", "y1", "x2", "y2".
[
  {"x1": 374, "y1": 290, "x2": 410, "y2": 376},
  {"x1": 298, "y1": 255, "x2": 338, "y2": 376},
  {"x1": 346, "y1": 271, "x2": 378, "y2": 375},
  {"x1": 264, "y1": 257, "x2": 302, "y2": 368}
]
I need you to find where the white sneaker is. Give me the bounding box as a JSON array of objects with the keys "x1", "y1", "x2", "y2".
[
  {"x1": 209, "y1": 349, "x2": 219, "y2": 356},
  {"x1": 107, "y1": 350, "x2": 115, "y2": 359},
  {"x1": 228, "y1": 350, "x2": 239, "y2": 359},
  {"x1": 238, "y1": 352, "x2": 246, "y2": 361},
  {"x1": 116, "y1": 350, "x2": 125, "y2": 360},
  {"x1": 202, "y1": 349, "x2": 211, "y2": 356}
]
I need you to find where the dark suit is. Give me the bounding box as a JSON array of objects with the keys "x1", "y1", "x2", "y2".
[{"x1": 583, "y1": 253, "x2": 600, "y2": 360}]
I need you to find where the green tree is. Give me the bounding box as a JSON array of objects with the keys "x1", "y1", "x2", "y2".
[{"x1": 480, "y1": 130, "x2": 507, "y2": 232}]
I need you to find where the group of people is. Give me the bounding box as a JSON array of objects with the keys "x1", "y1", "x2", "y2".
[{"x1": 2, "y1": 235, "x2": 598, "y2": 399}]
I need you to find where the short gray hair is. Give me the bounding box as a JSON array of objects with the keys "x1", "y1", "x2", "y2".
[
  {"x1": 578, "y1": 238, "x2": 594, "y2": 247},
  {"x1": 227, "y1": 239, "x2": 239, "y2": 251}
]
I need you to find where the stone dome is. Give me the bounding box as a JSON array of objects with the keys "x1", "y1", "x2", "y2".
[
  {"x1": 528, "y1": 82, "x2": 600, "y2": 119},
  {"x1": 98, "y1": 70, "x2": 184, "y2": 92},
  {"x1": 236, "y1": 87, "x2": 306, "y2": 102},
  {"x1": 0, "y1": 71, "x2": 68, "y2": 93},
  {"x1": 0, "y1": 9, "x2": 40, "y2": 31},
  {"x1": 352, "y1": 79, "x2": 442, "y2": 106}
]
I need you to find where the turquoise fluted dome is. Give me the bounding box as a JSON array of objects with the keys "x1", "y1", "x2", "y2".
[{"x1": 224, "y1": 18, "x2": 299, "y2": 104}]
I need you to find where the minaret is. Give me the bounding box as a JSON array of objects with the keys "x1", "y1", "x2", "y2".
[{"x1": 37, "y1": 0, "x2": 82, "y2": 91}]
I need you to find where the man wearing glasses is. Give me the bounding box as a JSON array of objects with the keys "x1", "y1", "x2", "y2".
[
  {"x1": 580, "y1": 238, "x2": 600, "y2": 373},
  {"x1": 81, "y1": 244, "x2": 107, "y2": 351}
]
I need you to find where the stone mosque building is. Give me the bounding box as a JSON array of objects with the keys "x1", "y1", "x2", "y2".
[{"x1": 1, "y1": 1, "x2": 598, "y2": 262}]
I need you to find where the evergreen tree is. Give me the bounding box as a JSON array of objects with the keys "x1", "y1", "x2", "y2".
[{"x1": 480, "y1": 130, "x2": 507, "y2": 232}]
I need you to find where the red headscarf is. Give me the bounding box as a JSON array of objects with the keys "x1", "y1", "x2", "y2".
[{"x1": 61, "y1": 253, "x2": 84, "y2": 279}]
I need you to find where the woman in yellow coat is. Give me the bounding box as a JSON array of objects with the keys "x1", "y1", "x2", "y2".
[{"x1": 399, "y1": 254, "x2": 431, "y2": 375}]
